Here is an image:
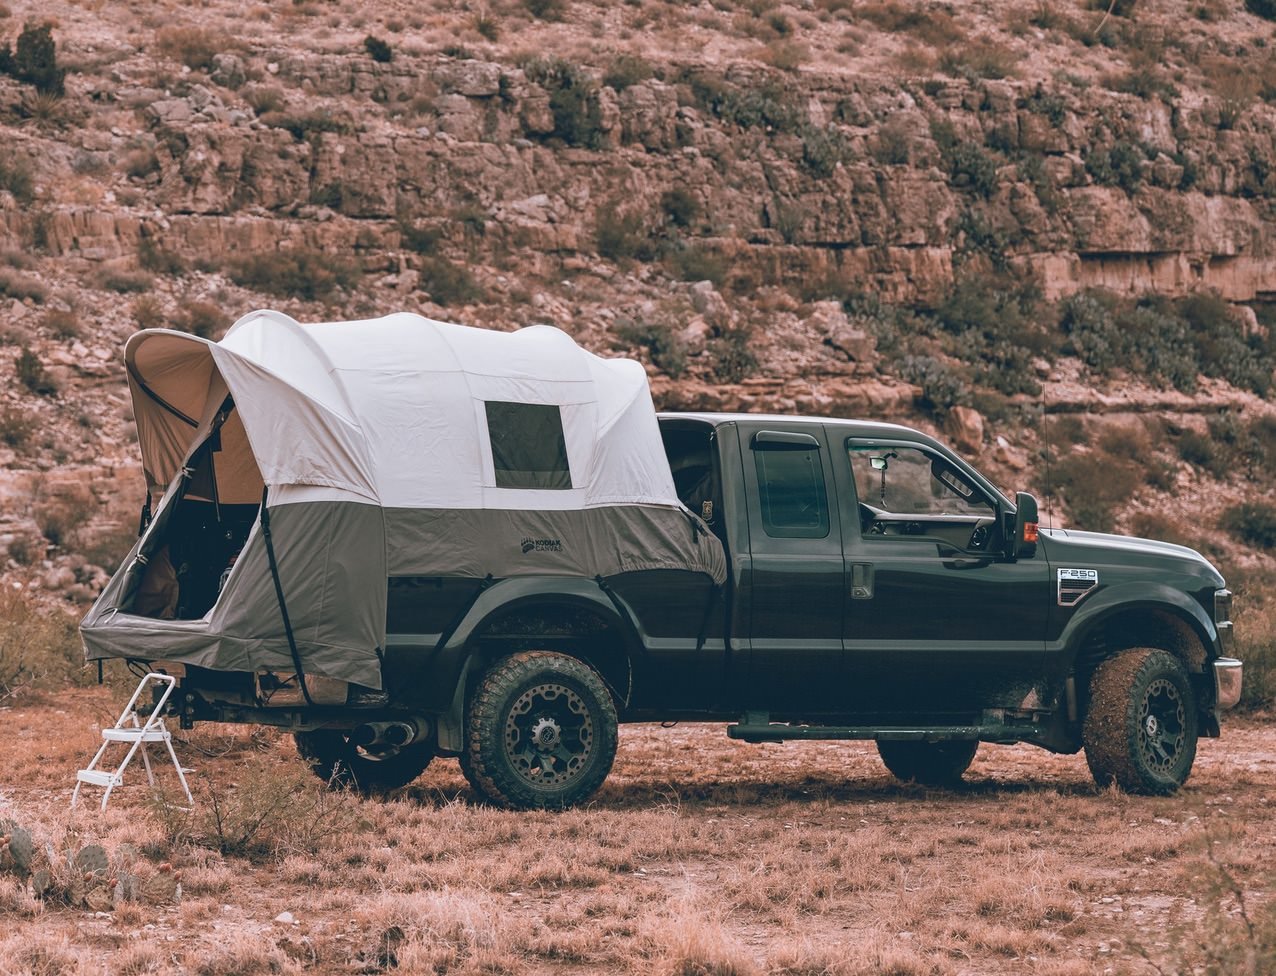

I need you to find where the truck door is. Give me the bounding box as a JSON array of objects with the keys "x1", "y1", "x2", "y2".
[
  {"x1": 736, "y1": 423, "x2": 846, "y2": 712},
  {"x1": 834, "y1": 434, "x2": 1051, "y2": 718}
]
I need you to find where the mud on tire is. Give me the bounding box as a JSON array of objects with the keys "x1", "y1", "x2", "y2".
[
  {"x1": 294, "y1": 730, "x2": 434, "y2": 794},
  {"x1": 877, "y1": 739, "x2": 978, "y2": 787},
  {"x1": 1083, "y1": 647, "x2": 1198, "y2": 796},
  {"x1": 462, "y1": 651, "x2": 619, "y2": 810}
]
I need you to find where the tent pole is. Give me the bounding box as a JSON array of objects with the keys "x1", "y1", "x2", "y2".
[{"x1": 259, "y1": 486, "x2": 314, "y2": 707}]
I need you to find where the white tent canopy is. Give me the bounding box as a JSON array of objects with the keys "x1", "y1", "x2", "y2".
[
  {"x1": 127, "y1": 311, "x2": 683, "y2": 510},
  {"x1": 86, "y1": 312, "x2": 725, "y2": 689}
]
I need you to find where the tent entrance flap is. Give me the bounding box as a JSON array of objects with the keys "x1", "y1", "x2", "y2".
[{"x1": 129, "y1": 399, "x2": 265, "y2": 623}]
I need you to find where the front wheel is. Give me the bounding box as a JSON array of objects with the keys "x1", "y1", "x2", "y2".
[
  {"x1": 462, "y1": 651, "x2": 618, "y2": 810},
  {"x1": 1083, "y1": 647, "x2": 1198, "y2": 795},
  {"x1": 877, "y1": 739, "x2": 978, "y2": 787},
  {"x1": 294, "y1": 730, "x2": 434, "y2": 794}
]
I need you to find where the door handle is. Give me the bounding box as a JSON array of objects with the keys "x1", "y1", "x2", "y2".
[
  {"x1": 943, "y1": 557, "x2": 993, "y2": 570},
  {"x1": 850, "y1": 562, "x2": 873, "y2": 600}
]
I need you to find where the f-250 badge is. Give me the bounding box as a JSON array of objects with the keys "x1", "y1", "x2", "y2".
[{"x1": 1057, "y1": 568, "x2": 1099, "y2": 607}]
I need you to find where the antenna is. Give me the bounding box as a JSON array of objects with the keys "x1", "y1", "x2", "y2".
[{"x1": 1041, "y1": 375, "x2": 1052, "y2": 530}]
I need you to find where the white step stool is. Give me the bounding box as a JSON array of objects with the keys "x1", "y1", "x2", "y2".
[{"x1": 72, "y1": 672, "x2": 194, "y2": 811}]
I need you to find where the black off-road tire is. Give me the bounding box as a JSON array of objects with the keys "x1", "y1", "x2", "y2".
[
  {"x1": 294, "y1": 730, "x2": 434, "y2": 794},
  {"x1": 877, "y1": 739, "x2": 978, "y2": 787},
  {"x1": 1083, "y1": 647, "x2": 1198, "y2": 796},
  {"x1": 463, "y1": 651, "x2": 618, "y2": 810}
]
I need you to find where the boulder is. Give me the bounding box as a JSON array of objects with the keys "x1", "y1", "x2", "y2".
[{"x1": 947, "y1": 405, "x2": 985, "y2": 452}]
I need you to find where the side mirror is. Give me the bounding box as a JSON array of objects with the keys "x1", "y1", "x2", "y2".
[{"x1": 1012, "y1": 491, "x2": 1040, "y2": 559}]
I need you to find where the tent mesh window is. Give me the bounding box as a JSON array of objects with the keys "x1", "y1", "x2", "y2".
[{"x1": 485, "y1": 401, "x2": 573, "y2": 489}]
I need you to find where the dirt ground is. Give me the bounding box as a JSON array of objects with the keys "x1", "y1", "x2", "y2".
[{"x1": 0, "y1": 686, "x2": 1272, "y2": 976}]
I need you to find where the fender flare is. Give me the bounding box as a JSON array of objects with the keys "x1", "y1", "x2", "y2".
[
  {"x1": 431, "y1": 577, "x2": 643, "y2": 752},
  {"x1": 1059, "y1": 580, "x2": 1219, "y2": 674}
]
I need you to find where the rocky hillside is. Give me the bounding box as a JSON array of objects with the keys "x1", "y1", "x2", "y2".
[{"x1": 3, "y1": 0, "x2": 1276, "y2": 602}]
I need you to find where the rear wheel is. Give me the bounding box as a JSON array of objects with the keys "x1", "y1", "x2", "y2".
[
  {"x1": 877, "y1": 739, "x2": 978, "y2": 787},
  {"x1": 1083, "y1": 647, "x2": 1198, "y2": 795},
  {"x1": 294, "y1": 730, "x2": 434, "y2": 794},
  {"x1": 462, "y1": 651, "x2": 618, "y2": 810}
]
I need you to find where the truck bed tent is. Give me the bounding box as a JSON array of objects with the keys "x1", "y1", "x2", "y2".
[{"x1": 81, "y1": 311, "x2": 726, "y2": 690}]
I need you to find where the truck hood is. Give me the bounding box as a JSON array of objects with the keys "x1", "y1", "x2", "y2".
[{"x1": 1043, "y1": 528, "x2": 1225, "y2": 587}]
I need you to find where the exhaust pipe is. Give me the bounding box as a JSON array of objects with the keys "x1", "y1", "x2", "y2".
[{"x1": 350, "y1": 718, "x2": 431, "y2": 749}]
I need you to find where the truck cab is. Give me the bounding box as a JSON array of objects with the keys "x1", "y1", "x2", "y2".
[{"x1": 658, "y1": 413, "x2": 1240, "y2": 793}]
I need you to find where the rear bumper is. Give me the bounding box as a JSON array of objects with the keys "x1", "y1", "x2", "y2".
[{"x1": 1213, "y1": 657, "x2": 1243, "y2": 710}]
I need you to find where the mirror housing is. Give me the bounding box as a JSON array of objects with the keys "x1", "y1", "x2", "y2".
[{"x1": 1011, "y1": 491, "x2": 1040, "y2": 559}]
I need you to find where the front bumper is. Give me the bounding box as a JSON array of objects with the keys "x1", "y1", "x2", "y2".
[{"x1": 1213, "y1": 657, "x2": 1243, "y2": 710}]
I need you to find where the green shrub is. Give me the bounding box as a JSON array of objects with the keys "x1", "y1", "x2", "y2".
[
  {"x1": 1230, "y1": 571, "x2": 1276, "y2": 709},
  {"x1": 614, "y1": 319, "x2": 689, "y2": 379},
  {"x1": 0, "y1": 402, "x2": 35, "y2": 447},
  {"x1": 939, "y1": 39, "x2": 1018, "y2": 80},
  {"x1": 715, "y1": 78, "x2": 804, "y2": 133},
  {"x1": 660, "y1": 188, "x2": 699, "y2": 228},
  {"x1": 260, "y1": 111, "x2": 352, "y2": 141},
  {"x1": 0, "y1": 269, "x2": 46, "y2": 303},
  {"x1": 363, "y1": 35, "x2": 392, "y2": 63},
  {"x1": 93, "y1": 268, "x2": 154, "y2": 294},
  {"x1": 1127, "y1": 512, "x2": 1193, "y2": 548},
  {"x1": 525, "y1": 58, "x2": 605, "y2": 149},
  {"x1": 899, "y1": 354, "x2": 970, "y2": 417},
  {"x1": 1177, "y1": 429, "x2": 1221, "y2": 473},
  {"x1": 944, "y1": 141, "x2": 999, "y2": 198},
  {"x1": 1085, "y1": 140, "x2": 1145, "y2": 192},
  {"x1": 153, "y1": 25, "x2": 229, "y2": 72},
  {"x1": 398, "y1": 220, "x2": 442, "y2": 255},
  {"x1": 0, "y1": 21, "x2": 65, "y2": 95},
  {"x1": 1087, "y1": 0, "x2": 1137, "y2": 14},
  {"x1": 857, "y1": 1, "x2": 964, "y2": 45},
  {"x1": 1220, "y1": 502, "x2": 1276, "y2": 548},
  {"x1": 138, "y1": 237, "x2": 187, "y2": 275},
  {"x1": 133, "y1": 294, "x2": 165, "y2": 330},
  {"x1": 934, "y1": 276, "x2": 1046, "y2": 396},
  {"x1": 710, "y1": 326, "x2": 758, "y2": 383},
  {"x1": 1059, "y1": 290, "x2": 1200, "y2": 392},
  {"x1": 36, "y1": 498, "x2": 89, "y2": 548},
  {"x1": 175, "y1": 301, "x2": 226, "y2": 339},
  {"x1": 473, "y1": 9, "x2": 500, "y2": 41},
  {"x1": 40, "y1": 309, "x2": 78, "y2": 339},
  {"x1": 872, "y1": 118, "x2": 913, "y2": 165},
  {"x1": 800, "y1": 124, "x2": 848, "y2": 178},
  {"x1": 1182, "y1": 293, "x2": 1270, "y2": 394},
  {"x1": 0, "y1": 154, "x2": 34, "y2": 203},
  {"x1": 0, "y1": 588, "x2": 82, "y2": 699},
  {"x1": 1051, "y1": 450, "x2": 1141, "y2": 533},
  {"x1": 227, "y1": 249, "x2": 361, "y2": 301},
  {"x1": 665, "y1": 244, "x2": 728, "y2": 287},
  {"x1": 596, "y1": 208, "x2": 651, "y2": 262},
  {"x1": 603, "y1": 54, "x2": 652, "y2": 92},
  {"x1": 243, "y1": 84, "x2": 286, "y2": 115},
  {"x1": 1103, "y1": 66, "x2": 1177, "y2": 101},
  {"x1": 418, "y1": 257, "x2": 483, "y2": 306},
  {"x1": 14, "y1": 349, "x2": 54, "y2": 392},
  {"x1": 524, "y1": 0, "x2": 567, "y2": 20}
]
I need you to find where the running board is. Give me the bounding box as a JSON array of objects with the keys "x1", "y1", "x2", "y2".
[{"x1": 727, "y1": 713, "x2": 1015, "y2": 744}]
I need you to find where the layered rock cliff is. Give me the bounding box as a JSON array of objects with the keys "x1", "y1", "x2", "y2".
[{"x1": 2, "y1": 0, "x2": 1276, "y2": 596}]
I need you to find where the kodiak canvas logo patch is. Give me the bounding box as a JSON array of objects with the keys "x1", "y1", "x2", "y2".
[{"x1": 521, "y1": 537, "x2": 564, "y2": 553}]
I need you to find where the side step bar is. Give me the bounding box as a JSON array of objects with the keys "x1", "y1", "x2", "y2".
[{"x1": 727, "y1": 712, "x2": 1018, "y2": 744}]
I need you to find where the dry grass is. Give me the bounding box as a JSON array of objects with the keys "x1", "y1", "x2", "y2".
[{"x1": 0, "y1": 686, "x2": 1271, "y2": 974}]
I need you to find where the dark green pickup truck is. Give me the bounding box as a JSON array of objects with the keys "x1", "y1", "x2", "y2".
[{"x1": 159, "y1": 412, "x2": 1243, "y2": 809}]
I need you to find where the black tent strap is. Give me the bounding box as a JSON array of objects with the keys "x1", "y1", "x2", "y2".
[{"x1": 259, "y1": 486, "x2": 314, "y2": 707}]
